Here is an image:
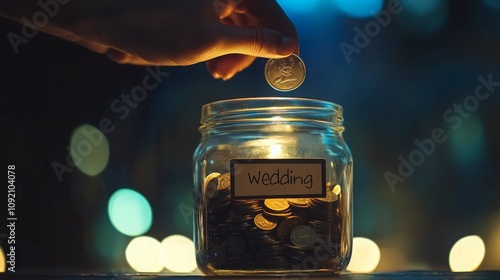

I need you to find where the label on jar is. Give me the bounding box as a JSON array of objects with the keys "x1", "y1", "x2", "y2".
[{"x1": 230, "y1": 159, "x2": 326, "y2": 199}]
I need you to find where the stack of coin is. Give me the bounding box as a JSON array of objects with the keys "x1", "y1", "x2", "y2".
[
  {"x1": 276, "y1": 216, "x2": 304, "y2": 239},
  {"x1": 202, "y1": 172, "x2": 342, "y2": 269},
  {"x1": 263, "y1": 199, "x2": 293, "y2": 218},
  {"x1": 245, "y1": 224, "x2": 288, "y2": 268},
  {"x1": 283, "y1": 224, "x2": 319, "y2": 264},
  {"x1": 206, "y1": 174, "x2": 231, "y2": 224},
  {"x1": 306, "y1": 190, "x2": 341, "y2": 266},
  {"x1": 287, "y1": 198, "x2": 311, "y2": 220},
  {"x1": 308, "y1": 191, "x2": 340, "y2": 235}
]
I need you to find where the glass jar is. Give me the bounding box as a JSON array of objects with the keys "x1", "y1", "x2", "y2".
[{"x1": 193, "y1": 97, "x2": 353, "y2": 276}]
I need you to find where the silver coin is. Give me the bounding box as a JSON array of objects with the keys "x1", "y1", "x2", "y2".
[
  {"x1": 265, "y1": 54, "x2": 306, "y2": 91},
  {"x1": 290, "y1": 225, "x2": 317, "y2": 247}
]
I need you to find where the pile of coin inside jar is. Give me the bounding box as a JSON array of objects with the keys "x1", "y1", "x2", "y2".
[{"x1": 201, "y1": 172, "x2": 342, "y2": 269}]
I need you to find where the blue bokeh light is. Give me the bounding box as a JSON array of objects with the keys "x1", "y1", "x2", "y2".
[
  {"x1": 108, "y1": 188, "x2": 153, "y2": 236},
  {"x1": 276, "y1": 0, "x2": 320, "y2": 14},
  {"x1": 401, "y1": 0, "x2": 441, "y2": 16},
  {"x1": 336, "y1": 0, "x2": 384, "y2": 18},
  {"x1": 399, "y1": 0, "x2": 448, "y2": 35},
  {"x1": 447, "y1": 116, "x2": 486, "y2": 170},
  {"x1": 483, "y1": 0, "x2": 500, "y2": 11}
]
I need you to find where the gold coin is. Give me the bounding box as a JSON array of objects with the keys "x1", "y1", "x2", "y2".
[
  {"x1": 290, "y1": 225, "x2": 317, "y2": 247},
  {"x1": 317, "y1": 191, "x2": 338, "y2": 203},
  {"x1": 264, "y1": 199, "x2": 290, "y2": 212},
  {"x1": 254, "y1": 213, "x2": 277, "y2": 230},
  {"x1": 332, "y1": 184, "x2": 341, "y2": 195},
  {"x1": 276, "y1": 216, "x2": 304, "y2": 239},
  {"x1": 217, "y1": 173, "x2": 231, "y2": 190},
  {"x1": 263, "y1": 210, "x2": 292, "y2": 217},
  {"x1": 204, "y1": 172, "x2": 220, "y2": 199},
  {"x1": 264, "y1": 53, "x2": 306, "y2": 91},
  {"x1": 287, "y1": 198, "x2": 309, "y2": 207},
  {"x1": 204, "y1": 172, "x2": 220, "y2": 189}
]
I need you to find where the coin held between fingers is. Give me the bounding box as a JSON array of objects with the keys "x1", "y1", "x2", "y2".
[{"x1": 265, "y1": 53, "x2": 306, "y2": 92}]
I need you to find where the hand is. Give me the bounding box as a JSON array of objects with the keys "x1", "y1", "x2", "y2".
[{"x1": 1, "y1": 0, "x2": 299, "y2": 80}]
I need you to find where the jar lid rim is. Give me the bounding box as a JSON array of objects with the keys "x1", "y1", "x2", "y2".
[
  {"x1": 201, "y1": 97, "x2": 342, "y2": 118},
  {"x1": 203, "y1": 97, "x2": 339, "y2": 107}
]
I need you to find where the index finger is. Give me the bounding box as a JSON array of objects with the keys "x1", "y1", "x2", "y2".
[{"x1": 234, "y1": 0, "x2": 299, "y2": 53}]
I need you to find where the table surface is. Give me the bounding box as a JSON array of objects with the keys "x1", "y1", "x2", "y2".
[{"x1": 1, "y1": 271, "x2": 499, "y2": 280}]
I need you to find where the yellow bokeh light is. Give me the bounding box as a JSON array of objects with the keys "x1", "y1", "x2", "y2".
[
  {"x1": 162, "y1": 235, "x2": 197, "y2": 273},
  {"x1": 125, "y1": 236, "x2": 165, "y2": 272},
  {"x1": 346, "y1": 237, "x2": 381, "y2": 273},
  {"x1": 0, "y1": 246, "x2": 5, "y2": 273},
  {"x1": 70, "y1": 124, "x2": 110, "y2": 176},
  {"x1": 449, "y1": 235, "x2": 485, "y2": 272}
]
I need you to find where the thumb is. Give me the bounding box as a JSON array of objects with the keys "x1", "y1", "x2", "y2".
[{"x1": 216, "y1": 24, "x2": 298, "y2": 58}]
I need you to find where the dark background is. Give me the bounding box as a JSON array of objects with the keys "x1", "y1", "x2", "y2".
[{"x1": 1, "y1": 0, "x2": 500, "y2": 273}]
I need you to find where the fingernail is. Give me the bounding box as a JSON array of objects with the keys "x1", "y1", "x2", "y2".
[
  {"x1": 222, "y1": 72, "x2": 235, "y2": 81},
  {"x1": 277, "y1": 35, "x2": 295, "y2": 55}
]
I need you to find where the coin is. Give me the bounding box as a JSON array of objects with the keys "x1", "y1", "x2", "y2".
[
  {"x1": 204, "y1": 172, "x2": 221, "y2": 199},
  {"x1": 204, "y1": 172, "x2": 220, "y2": 189},
  {"x1": 265, "y1": 53, "x2": 306, "y2": 91},
  {"x1": 217, "y1": 173, "x2": 231, "y2": 190},
  {"x1": 254, "y1": 213, "x2": 277, "y2": 230},
  {"x1": 287, "y1": 198, "x2": 309, "y2": 207},
  {"x1": 276, "y1": 216, "x2": 304, "y2": 239},
  {"x1": 264, "y1": 199, "x2": 290, "y2": 212},
  {"x1": 332, "y1": 184, "x2": 341, "y2": 195},
  {"x1": 263, "y1": 209, "x2": 293, "y2": 218},
  {"x1": 317, "y1": 191, "x2": 338, "y2": 203},
  {"x1": 290, "y1": 225, "x2": 317, "y2": 247}
]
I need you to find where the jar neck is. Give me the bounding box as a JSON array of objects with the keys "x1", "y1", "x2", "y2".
[{"x1": 199, "y1": 97, "x2": 344, "y2": 135}]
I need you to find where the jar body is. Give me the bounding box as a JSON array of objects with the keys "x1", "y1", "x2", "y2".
[{"x1": 193, "y1": 98, "x2": 353, "y2": 276}]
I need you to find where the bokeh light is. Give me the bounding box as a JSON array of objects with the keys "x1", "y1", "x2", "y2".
[
  {"x1": 276, "y1": 0, "x2": 320, "y2": 14},
  {"x1": 447, "y1": 115, "x2": 486, "y2": 169},
  {"x1": 125, "y1": 236, "x2": 165, "y2": 272},
  {"x1": 70, "y1": 124, "x2": 109, "y2": 176},
  {"x1": 346, "y1": 237, "x2": 381, "y2": 272},
  {"x1": 161, "y1": 235, "x2": 197, "y2": 273},
  {"x1": 449, "y1": 235, "x2": 485, "y2": 272},
  {"x1": 108, "y1": 188, "x2": 152, "y2": 236},
  {"x1": 335, "y1": 0, "x2": 384, "y2": 18},
  {"x1": 483, "y1": 0, "x2": 500, "y2": 11},
  {"x1": 486, "y1": 213, "x2": 500, "y2": 268},
  {"x1": 0, "y1": 246, "x2": 5, "y2": 273},
  {"x1": 401, "y1": 0, "x2": 440, "y2": 16},
  {"x1": 173, "y1": 191, "x2": 196, "y2": 237},
  {"x1": 93, "y1": 212, "x2": 128, "y2": 263},
  {"x1": 399, "y1": 0, "x2": 448, "y2": 35}
]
